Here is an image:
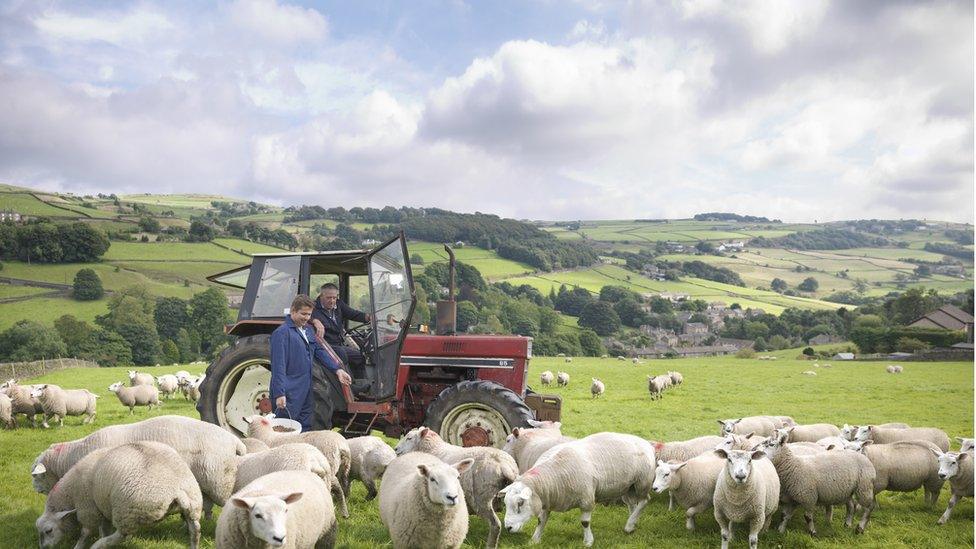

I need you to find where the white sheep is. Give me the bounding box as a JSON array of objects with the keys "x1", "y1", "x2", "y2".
[
  {"x1": 647, "y1": 375, "x2": 666, "y2": 400},
  {"x1": 778, "y1": 424, "x2": 841, "y2": 443},
  {"x1": 108, "y1": 381, "x2": 161, "y2": 414},
  {"x1": 0, "y1": 392, "x2": 13, "y2": 429},
  {"x1": 540, "y1": 370, "x2": 554, "y2": 386},
  {"x1": 35, "y1": 447, "x2": 112, "y2": 549},
  {"x1": 157, "y1": 374, "x2": 180, "y2": 399},
  {"x1": 503, "y1": 421, "x2": 575, "y2": 473},
  {"x1": 3, "y1": 381, "x2": 42, "y2": 427},
  {"x1": 717, "y1": 416, "x2": 779, "y2": 438},
  {"x1": 242, "y1": 437, "x2": 270, "y2": 454},
  {"x1": 379, "y1": 452, "x2": 473, "y2": 549},
  {"x1": 556, "y1": 371, "x2": 570, "y2": 387},
  {"x1": 565, "y1": 357, "x2": 573, "y2": 363},
  {"x1": 31, "y1": 415, "x2": 246, "y2": 520},
  {"x1": 669, "y1": 371, "x2": 684, "y2": 385},
  {"x1": 617, "y1": 355, "x2": 626, "y2": 360},
  {"x1": 843, "y1": 439, "x2": 944, "y2": 508},
  {"x1": 500, "y1": 432, "x2": 656, "y2": 547},
  {"x1": 395, "y1": 427, "x2": 518, "y2": 549},
  {"x1": 245, "y1": 415, "x2": 352, "y2": 512},
  {"x1": 932, "y1": 449, "x2": 973, "y2": 525},
  {"x1": 840, "y1": 422, "x2": 909, "y2": 440},
  {"x1": 653, "y1": 453, "x2": 724, "y2": 530},
  {"x1": 654, "y1": 435, "x2": 727, "y2": 464},
  {"x1": 346, "y1": 435, "x2": 396, "y2": 500},
  {"x1": 233, "y1": 442, "x2": 347, "y2": 519},
  {"x1": 590, "y1": 378, "x2": 605, "y2": 398},
  {"x1": 802, "y1": 370, "x2": 817, "y2": 376},
  {"x1": 816, "y1": 436, "x2": 850, "y2": 451},
  {"x1": 855, "y1": 424, "x2": 950, "y2": 452},
  {"x1": 712, "y1": 448, "x2": 780, "y2": 549},
  {"x1": 30, "y1": 384, "x2": 97, "y2": 427},
  {"x1": 217, "y1": 470, "x2": 338, "y2": 549},
  {"x1": 187, "y1": 374, "x2": 206, "y2": 402},
  {"x1": 957, "y1": 437, "x2": 975, "y2": 453},
  {"x1": 760, "y1": 430, "x2": 875, "y2": 535},
  {"x1": 127, "y1": 370, "x2": 155, "y2": 386}
]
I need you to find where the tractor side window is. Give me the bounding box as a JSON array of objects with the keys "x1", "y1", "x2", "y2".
[
  {"x1": 370, "y1": 242, "x2": 411, "y2": 347},
  {"x1": 252, "y1": 256, "x2": 301, "y2": 318}
]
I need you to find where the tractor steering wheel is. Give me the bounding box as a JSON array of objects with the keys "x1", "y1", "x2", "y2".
[{"x1": 345, "y1": 324, "x2": 374, "y2": 355}]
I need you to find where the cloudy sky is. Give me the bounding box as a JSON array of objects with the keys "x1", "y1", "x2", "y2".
[{"x1": 0, "y1": 0, "x2": 972, "y2": 222}]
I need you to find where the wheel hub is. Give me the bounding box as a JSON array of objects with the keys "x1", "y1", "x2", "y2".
[
  {"x1": 218, "y1": 362, "x2": 271, "y2": 435},
  {"x1": 440, "y1": 404, "x2": 511, "y2": 447}
]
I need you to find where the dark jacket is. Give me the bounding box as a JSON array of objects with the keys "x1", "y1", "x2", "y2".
[
  {"x1": 312, "y1": 298, "x2": 368, "y2": 346},
  {"x1": 269, "y1": 315, "x2": 341, "y2": 405}
]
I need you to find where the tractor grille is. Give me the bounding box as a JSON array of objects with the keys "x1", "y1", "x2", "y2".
[{"x1": 442, "y1": 341, "x2": 464, "y2": 353}]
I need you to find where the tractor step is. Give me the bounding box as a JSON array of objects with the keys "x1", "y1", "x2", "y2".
[{"x1": 343, "y1": 412, "x2": 378, "y2": 435}]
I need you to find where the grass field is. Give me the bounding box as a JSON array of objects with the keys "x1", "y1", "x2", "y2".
[
  {"x1": 102, "y1": 242, "x2": 250, "y2": 262},
  {"x1": 410, "y1": 242, "x2": 536, "y2": 280},
  {"x1": 0, "y1": 296, "x2": 110, "y2": 330},
  {"x1": 0, "y1": 356, "x2": 971, "y2": 548}
]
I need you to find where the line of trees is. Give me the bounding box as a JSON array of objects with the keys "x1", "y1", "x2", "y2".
[
  {"x1": 751, "y1": 228, "x2": 890, "y2": 250},
  {"x1": 0, "y1": 221, "x2": 110, "y2": 263}
]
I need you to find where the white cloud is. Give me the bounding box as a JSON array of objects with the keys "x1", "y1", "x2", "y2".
[
  {"x1": 32, "y1": 7, "x2": 175, "y2": 48},
  {"x1": 676, "y1": 0, "x2": 830, "y2": 55},
  {"x1": 225, "y1": 0, "x2": 328, "y2": 46}
]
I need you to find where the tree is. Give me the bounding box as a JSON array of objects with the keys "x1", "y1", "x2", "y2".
[
  {"x1": 798, "y1": 277, "x2": 819, "y2": 292},
  {"x1": 913, "y1": 265, "x2": 931, "y2": 278},
  {"x1": 456, "y1": 301, "x2": 479, "y2": 332},
  {"x1": 138, "y1": 217, "x2": 161, "y2": 233},
  {"x1": 160, "y1": 339, "x2": 181, "y2": 363},
  {"x1": 537, "y1": 307, "x2": 561, "y2": 336},
  {"x1": 802, "y1": 347, "x2": 816, "y2": 356},
  {"x1": 578, "y1": 301, "x2": 621, "y2": 336},
  {"x1": 58, "y1": 223, "x2": 110, "y2": 262},
  {"x1": 695, "y1": 241, "x2": 715, "y2": 254},
  {"x1": 82, "y1": 328, "x2": 132, "y2": 366},
  {"x1": 187, "y1": 220, "x2": 215, "y2": 242},
  {"x1": 155, "y1": 297, "x2": 189, "y2": 341},
  {"x1": 648, "y1": 296, "x2": 673, "y2": 314},
  {"x1": 614, "y1": 299, "x2": 647, "y2": 328},
  {"x1": 98, "y1": 285, "x2": 159, "y2": 365},
  {"x1": 599, "y1": 286, "x2": 639, "y2": 303},
  {"x1": 578, "y1": 329, "x2": 606, "y2": 356},
  {"x1": 889, "y1": 287, "x2": 942, "y2": 326},
  {"x1": 73, "y1": 268, "x2": 104, "y2": 301},
  {"x1": 895, "y1": 337, "x2": 930, "y2": 353},
  {"x1": 54, "y1": 314, "x2": 94, "y2": 350},
  {"x1": 410, "y1": 253, "x2": 424, "y2": 265},
  {"x1": 190, "y1": 288, "x2": 231, "y2": 357},
  {"x1": 771, "y1": 278, "x2": 788, "y2": 293},
  {"x1": 745, "y1": 321, "x2": 770, "y2": 340},
  {"x1": 0, "y1": 320, "x2": 67, "y2": 361},
  {"x1": 555, "y1": 286, "x2": 594, "y2": 316},
  {"x1": 16, "y1": 223, "x2": 62, "y2": 262},
  {"x1": 413, "y1": 286, "x2": 431, "y2": 325}
]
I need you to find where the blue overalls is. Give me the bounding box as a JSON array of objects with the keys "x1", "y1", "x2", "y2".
[{"x1": 269, "y1": 315, "x2": 342, "y2": 430}]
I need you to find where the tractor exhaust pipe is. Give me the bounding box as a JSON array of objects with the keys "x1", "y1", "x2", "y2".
[{"x1": 436, "y1": 244, "x2": 457, "y2": 335}]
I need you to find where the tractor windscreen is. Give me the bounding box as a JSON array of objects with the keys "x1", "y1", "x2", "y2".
[{"x1": 369, "y1": 239, "x2": 412, "y2": 348}]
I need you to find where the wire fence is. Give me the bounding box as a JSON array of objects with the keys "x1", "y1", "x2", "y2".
[{"x1": 0, "y1": 358, "x2": 99, "y2": 382}]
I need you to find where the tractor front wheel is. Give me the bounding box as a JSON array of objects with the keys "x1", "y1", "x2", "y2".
[{"x1": 424, "y1": 380, "x2": 534, "y2": 448}]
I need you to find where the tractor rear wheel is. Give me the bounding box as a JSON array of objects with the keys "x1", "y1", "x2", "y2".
[{"x1": 424, "y1": 380, "x2": 534, "y2": 448}]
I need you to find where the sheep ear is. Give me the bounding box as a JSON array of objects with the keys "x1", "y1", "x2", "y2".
[
  {"x1": 673, "y1": 461, "x2": 687, "y2": 471},
  {"x1": 419, "y1": 427, "x2": 430, "y2": 438},
  {"x1": 958, "y1": 453, "x2": 969, "y2": 462},
  {"x1": 31, "y1": 463, "x2": 46, "y2": 476},
  {"x1": 751, "y1": 450, "x2": 766, "y2": 460},
  {"x1": 498, "y1": 485, "x2": 512, "y2": 495},
  {"x1": 786, "y1": 426, "x2": 796, "y2": 433},
  {"x1": 454, "y1": 458, "x2": 474, "y2": 475},
  {"x1": 826, "y1": 444, "x2": 837, "y2": 451},
  {"x1": 861, "y1": 440, "x2": 873, "y2": 447},
  {"x1": 713, "y1": 449, "x2": 729, "y2": 459},
  {"x1": 526, "y1": 419, "x2": 544, "y2": 428},
  {"x1": 717, "y1": 420, "x2": 726, "y2": 426},
  {"x1": 511, "y1": 428, "x2": 521, "y2": 438},
  {"x1": 231, "y1": 497, "x2": 254, "y2": 509},
  {"x1": 417, "y1": 464, "x2": 430, "y2": 478},
  {"x1": 280, "y1": 492, "x2": 303, "y2": 504},
  {"x1": 929, "y1": 447, "x2": 943, "y2": 457},
  {"x1": 55, "y1": 509, "x2": 76, "y2": 520}
]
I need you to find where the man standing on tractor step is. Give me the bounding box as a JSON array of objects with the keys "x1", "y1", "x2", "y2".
[
  {"x1": 311, "y1": 282, "x2": 371, "y2": 376},
  {"x1": 271, "y1": 294, "x2": 352, "y2": 431}
]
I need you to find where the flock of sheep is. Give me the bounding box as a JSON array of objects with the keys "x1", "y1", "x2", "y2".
[
  {"x1": 0, "y1": 371, "x2": 205, "y2": 428},
  {"x1": 540, "y1": 368, "x2": 685, "y2": 400}
]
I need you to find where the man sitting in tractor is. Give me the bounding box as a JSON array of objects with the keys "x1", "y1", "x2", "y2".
[
  {"x1": 311, "y1": 282, "x2": 371, "y2": 377},
  {"x1": 271, "y1": 294, "x2": 352, "y2": 431}
]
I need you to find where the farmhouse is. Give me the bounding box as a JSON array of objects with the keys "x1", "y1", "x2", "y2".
[{"x1": 908, "y1": 304, "x2": 974, "y2": 342}]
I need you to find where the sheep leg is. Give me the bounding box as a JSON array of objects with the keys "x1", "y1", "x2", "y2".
[
  {"x1": 42, "y1": 413, "x2": 50, "y2": 429},
  {"x1": 530, "y1": 510, "x2": 548, "y2": 544},
  {"x1": 685, "y1": 506, "x2": 699, "y2": 531},
  {"x1": 844, "y1": 499, "x2": 855, "y2": 528},
  {"x1": 749, "y1": 515, "x2": 764, "y2": 549},
  {"x1": 937, "y1": 494, "x2": 959, "y2": 525},
  {"x1": 623, "y1": 498, "x2": 648, "y2": 533},
  {"x1": 58, "y1": 415, "x2": 64, "y2": 428},
  {"x1": 715, "y1": 510, "x2": 731, "y2": 549},
  {"x1": 856, "y1": 499, "x2": 873, "y2": 534},
  {"x1": 483, "y1": 506, "x2": 502, "y2": 549},
  {"x1": 668, "y1": 492, "x2": 674, "y2": 511},
  {"x1": 99, "y1": 519, "x2": 112, "y2": 538},
  {"x1": 90, "y1": 530, "x2": 125, "y2": 549},
  {"x1": 72, "y1": 527, "x2": 92, "y2": 549},
  {"x1": 803, "y1": 507, "x2": 817, "y2": 537},
  {"x1": 330, "y1": 477, "x2": 349, "y2": 518},
  {"x1": 364, "y1": 478, "x2": 378, "y2": 501},
  {"x1": 777, "y1": 503, "x2": 797, "y2": 533},
  {"x1": 580, "y1": 508, "x2": 594, "y2": 547},
  {"x1": 824, "y1": 504, "x2": 833, "y2": 524},
  {"x1": 179, "y1": 494, "x2": 202, "y2": 549},
  {"x1": 202, "y1": 497, "x2": 214, "y2": 521}
]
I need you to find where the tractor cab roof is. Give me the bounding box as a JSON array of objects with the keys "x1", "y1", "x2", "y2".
[{"x1": 208, "y1": 248, "x2": 372, "y2": 289}]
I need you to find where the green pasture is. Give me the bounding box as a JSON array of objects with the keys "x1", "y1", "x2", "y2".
[
  {"x1": 102, "y1": 242, "x2": 249, "y2": 262},
  {"x1": 119, "y1": 194, "x2": 246, "y2": 208},
  {"x1": 0, "y1": 356, "x2": 972, "y2": 548},
  {"x1": 212, "y1": 238, "x2": 287, "y2": 255},
  {"x1": 0, "y1": 193, "x2": 81, "y2": 218},
  {"x1": 409, "y1": 242, "x2": 536, "y2": 280},
  {"x1": 0, "y1": 261, "x2": 198, "y2": 298},
  {"x1": 0, "y1": 284, "x2": 53, "y2": 300},
  {"x1": 0, "y1": 296, "x2": 109, "y2": 330}
]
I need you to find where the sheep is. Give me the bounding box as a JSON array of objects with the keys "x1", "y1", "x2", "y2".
[
  {"x1": 802, "y1": 370, "x2": 817, "y2": 376},
  {"x1": 0, "y1": 392, "x2": 13, "y2": 429},
  {"x1": 157, "y1": 374, "x2": 180, "y2": 399},
  {"x1": 233, "y1": 442, "x2": 347, "y2": 519},
  {"x1": 31, "y1": 415, "x2": 246, "y2": 520},
  {"x1": 556, "y1": 371, "x2": 570, "y2": 387},
  {"x1": 35, "y1": 447, "x2": 112, "y2": 549},
  {"x1": 565, "y1": 357, "x2": 573, "y2": 363},
  {"x1": 654, "y1": 435, "x2": 727, "y2": 464},
  {"x1": 3, "y1": 381, "x2": 42, "y2": 427},
  {"x1": 617, "y1": 355, "x2": 626, "y2": 360},
  {"x1": 187, "y1": 374, "x2": 205, "y2": 402},
  {"x1": 775, "y1": 416, "x2": 798, "y2": 428},
  {"x1": 647, "y1": 375, "x2": 666, "y2": 400},
  {"x1": 244, "y1": 415, "x2": 352, "y2": 512},
  {"x1": 175, "y1": 370, "x2": 191, "y2": 381},
  {"x1": 653, "y1": 453, "x2": 725, "y2": 530},
  {"x1": 778, "y1": 424, "x2": 841, "y2": 443},
  {"x1": 712, "y1": 448, "x2": 780, "y2": 549},
  {"x1": 668, "y1": 371, "x2": 684, "y2": 385},
  {"x1": 842, "y1": 439, "x2": 944, "y2": 508},
  {"x1": 500, "y1": 432, "x2": 656, "y2": 547},
  {"x1": 395, "y1": 427, "x2": 518, "y2": 549},
  {"x1": 591, "y1": 378, "x2": 605, "y2": 398},
  {"x1": 503, "y1": 421, "x2": 575, "y2": 473},
  {"x1": 346, "y1": 435, "x2": 396, "y2": 500},
  {"x1": 78, "y1": 441, "x2": 203, "y2": 548},
  {"x1": 127, "y1": 370, "x2": 155, "y2": 386},
  {"x1": 540, "y1": 370, "x2": 554, "y2": 386},
  {"x1": 218, "y1": 470, "x2": 338, "y2": 549},
  {"x1": 855, "y1": 424, "x2": 950, "y2": 452},
  {"x1": 841, "y1": 422, "x2": 909, "y2": 440},
  {"x1": 717, "y1": 416, "x2": 780, "y2": 438},
  {"x1": 30, "y1": 384, "x2": 98, "y2": 427},
  {"x1": 242, "y1": 437, "x2": 270, "y2": 454},
  {"x1": 108, "y1": 381, "x2": 161, "y2": 414},
  {"x1": 957, "y1": 437, "x2": 975, "y2": 453},
  {"x1": 379, "y1": 452, "x2": 473, "y2": 549},
  {"x1": 816, "y1": 436, "x2": 850, "y2": 451},
  {"x1": 760, "y1": 430, "x2": 875, "y2": 535},
  {"x1": 932, "y1": 449, "x2": 973, "y2": 525}
]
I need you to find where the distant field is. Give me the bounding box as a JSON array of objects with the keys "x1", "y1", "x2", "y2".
[
  {"x1": 120, "y1": 194, "x2": 249, "y2": 208},
  {"x1": 0, "y1": 357, "x2": 971, "y2": 548},
  {"x1": 0, "y1": 284, "x2": 53, "y2": 299},
  {"x1": 212, "y1": 238, "x2": 286, "y2": 255},
  {"x1": 0, "y1": 295, "x2": 109, "y2": 329},
  {"x1": 103, "y1": 242, "x2": 250, "y2": 262},
  {"x1": 0, "y1": 192, "x2": 81, "y2": 217},
  {"x1": 0, "y1": 261, "x2": 197, "y2": 298},
  {"x1": 410, "y1": 242, "x2": 536, "y2": 280}
]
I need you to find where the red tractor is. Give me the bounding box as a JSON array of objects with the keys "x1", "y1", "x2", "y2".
[{"x1": 197, "y1": 233, "x2": 560, "y2": 447}]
